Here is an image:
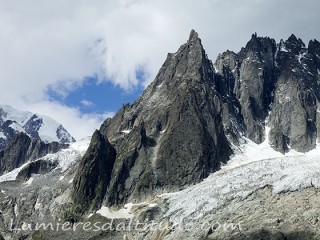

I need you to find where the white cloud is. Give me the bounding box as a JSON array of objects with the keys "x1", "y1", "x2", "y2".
[
  {"x1": 81, "y1": 99, "x2": 95, "y2": 108},
  {"x1": 11, "y1": 98, "x2": 114, "y2": 140},
  {"x1": 0, "y1": 0, "x2": 319, "y2": 139}
]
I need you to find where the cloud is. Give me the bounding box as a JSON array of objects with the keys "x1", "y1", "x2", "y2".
[
  {"x1": 12, "y1": 98, "x2": 114, "y2": 140},
  {"x1": 81, "y1": 99, "x2": 95, "y2": 108},
  {"x1": 0, "y1": 0, "x2": 319, "y2": 139}
]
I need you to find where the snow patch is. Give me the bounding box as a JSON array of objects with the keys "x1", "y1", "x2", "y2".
[
  {"x1": 160, "y1": 129, "x2": 166, "y2": 134},
  {"x1": 297, "y1": 51, "x2": 307, "y2": 64},
  {"x1": 0, "y1": 162, "x2": 30, "y2": 183},
  {"x1": 120, "y1": 129, "x2": 131, "y2": 134},
  {"x1": 37, "y1": 115, "x2": 73, "y2": 143},
  {"x1": 97, "y1": 203, "x2": 134, "y2": 219},
  {"x1": 0, "y1": 131, "x2": 6, "y2": 139},
  {"x1": 24, "y1": 177, "x2": 34, "y2": 186},
  {"x1": 280, "y1": 46, "x2": 289, "y2": 52},
  {"x1": 9, "y1": 122, "x2": 25, "y2": 133},
  {"x1": 40, "y1": 136, "x2": 90, "y2": 172},
  {"x1": 0, "y1": 105, "x2": 33, "y2": 125}
]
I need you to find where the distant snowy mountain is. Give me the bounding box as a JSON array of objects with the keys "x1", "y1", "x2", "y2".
[{"x1": 0, "y1": 104, "x2": 75, "y2": 151}]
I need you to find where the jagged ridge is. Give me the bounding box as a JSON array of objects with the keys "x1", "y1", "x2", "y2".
[{"x1": 72, "y1": 30, "x2": 320, "y2": 210}]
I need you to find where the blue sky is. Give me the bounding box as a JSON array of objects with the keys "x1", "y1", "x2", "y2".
[{"x1": 48, "y1": 76, "x2": 143, "y2": 115}]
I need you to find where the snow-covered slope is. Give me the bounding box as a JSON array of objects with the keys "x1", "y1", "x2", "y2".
[
  {"x1": 162, "y1": 136, "x2": 320, "y2": 224},
  {"x1": 0, "y1": 104, "x2": 74, "y2": 144}
]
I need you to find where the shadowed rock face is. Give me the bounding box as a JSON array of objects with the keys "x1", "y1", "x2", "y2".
[
  {"x1": 16, "y1": 159, "x2": 59, "y2": 181},
  {"x1": 72, "y1": 130, "x2": 116, "y2": 211},
  {"x1": 215, "y1": 33, "x2": 278, "y2": 144},
  {"x1": 0, "y1": 133, "x2": 67, "y2": 175},
  {"x1": 216, "y1": 34, "x2": 320, "y2": 153},
  {"x1": 73, "y1": 30, "x2": 320, "y2": 209}
]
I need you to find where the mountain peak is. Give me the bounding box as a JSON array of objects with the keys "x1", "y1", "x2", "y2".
[
  {"x1": 288, "y1": 33, "x2": 298, "y2": 42},
  {"x1": 286, "y1": 33, "x2": 305, "y2": 48},
  {"x1": 308, "y1": 39, "x2": 320, "y2": 55},
  {"x1": 0, "y1": 105, "x2": 74, "y2": 151},
  {"x1": 188, "y1": 29, "x2": 199, "y2": 43}
]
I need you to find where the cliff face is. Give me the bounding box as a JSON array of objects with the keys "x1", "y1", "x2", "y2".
[{"x1": 72, "y1": 130, "x2": 116, "y2": 211}]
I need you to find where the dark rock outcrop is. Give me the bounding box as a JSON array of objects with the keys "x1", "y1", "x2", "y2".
[
  {"x1": 0, "y1": 132, "x2": 67, "y2": 175},
  {"x1": 268, "y1": 35, "x2": 319, "y2": 152},
  {"x1": 216, "y1": 33, "x2": 320, "y2": 153},
  {"x1": 215, "y1": 33, "x2": 278, "y2": 143},
  {"x1": 72, "y1": 130, "x2": 116, "y2": 211},
  {"x1": 16, "y1": 159, "x2": 59, "y2": 181}
]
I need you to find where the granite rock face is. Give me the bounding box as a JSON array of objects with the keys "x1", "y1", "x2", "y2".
[
  {"x1": 72, "y1": 130, "x2": 116, "y2": 211},
  {"x1": 215, "y1": 33, "x2": 278, "y2": 143},
  {"x1": 216, "y1": 34, "x2": 320, "y2": 153},
  {"x1": 268, "y1": 35, "x2": 319, "y2": 152}
]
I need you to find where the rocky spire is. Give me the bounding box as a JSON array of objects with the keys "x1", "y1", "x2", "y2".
[{"x1": 85, "y1": 30, "x2": 232, "y2": 207}]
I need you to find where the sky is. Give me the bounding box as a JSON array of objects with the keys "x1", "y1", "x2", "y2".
[{"x1": 0, "y1": 0, "x2": 319, "y2": 140}]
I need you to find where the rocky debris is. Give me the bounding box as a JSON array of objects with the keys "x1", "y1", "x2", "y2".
[
  {"x1": 72, "y1": 130, "x2": 116, "y2": 211},
  {"x1": 153, "y1": 186, "x2": 320, "y2": 240}
]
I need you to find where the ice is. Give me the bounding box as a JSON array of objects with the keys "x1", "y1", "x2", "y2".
[
  {"x1": 9, "y1": 122, "x2": 26, "y2": 133},
  {"x1": 163, "y1": 128, "x2": 320, "y2": 224},
  {"x1": 40, "y1": 136, "x2": 90, "y2": 172},
  {"x1": 37, "y1": 115, "x2": 74, "y2": 143},
  {"x1": 0, "y1": 162, "x2": 30, "y2": 182},
  {"x1": 97, "y1": 203, "x2": 133, "y2": 219}
]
